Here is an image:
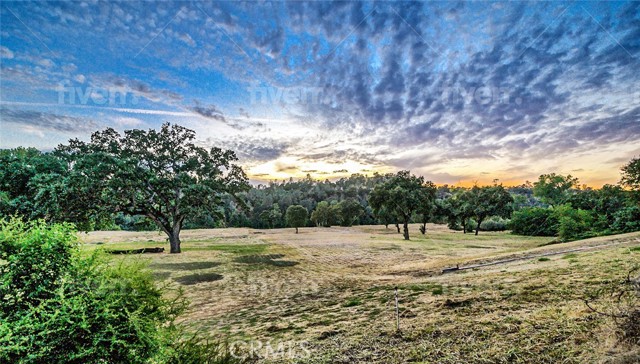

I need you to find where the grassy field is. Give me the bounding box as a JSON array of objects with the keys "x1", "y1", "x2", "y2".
[{"x1": 80, "y1": 225, "x2": 640, "y2": 363}]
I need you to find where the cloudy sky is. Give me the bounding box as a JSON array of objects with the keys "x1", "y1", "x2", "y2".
[{"x1": 1, "y1": 1, "x2": 638, "y2": 186}]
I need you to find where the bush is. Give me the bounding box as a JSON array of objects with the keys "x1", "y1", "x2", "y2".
[
  {"x1": 553, "y1": 204, "x2": 596, "y2": 242},
  {"x1": 480, "y1": 217, "x2": 510, "y2": 231},
  {"x1": 447, "y1": 218, "x2": 476, "y2": 232},
  {"x1": 612, "y1": 206, "x2": 640, "y2": 233},
  {"x1": 511, "y1": 207, "x2": 559, "y2": 236},
  {"x1": 0, "y1": 218, "x2": 245, "y2": 364}
]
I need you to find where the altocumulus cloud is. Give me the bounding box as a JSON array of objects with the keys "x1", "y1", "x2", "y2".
[
  {"x1": 1, "y1": 108, "x2": 98, "y2": 133},
  {"x1": 0, "y1": 1, "x2": 638, "y2": 184}
]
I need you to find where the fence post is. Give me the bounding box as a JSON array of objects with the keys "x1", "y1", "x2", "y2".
[{"x1": 394, "y1": 286, "x2": 400, "y2": 332}]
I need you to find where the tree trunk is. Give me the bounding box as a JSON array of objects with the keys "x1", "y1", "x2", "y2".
[
  {"x1": 462, "y1": 219, "x2": 467, "y2": 234},
  {"x1": 475, "y1": 219, "x2": 482, "y2": 236},
  {"x1": 169, "y1": 227, "x2": 181, "y2": 253},
  {"x1": 395, "y1": 223, "x2": 400, "y2": 233},
  {"x1": 403, "y1": 220, "x2": 410, "y2": 240},
  {"x1": 421, "y1": 222, "x2": 427, "y2": 234},
  {"x1": 295, "y1": 227, "x2": 299, "y2": 234}
]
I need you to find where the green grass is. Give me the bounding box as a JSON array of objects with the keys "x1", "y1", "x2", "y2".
[
  {"x1": 343, "y1": 299, "x2": 362, "y2": 307},
  {"x1": 538, "y1": 257, "x2": 551, "y2": 262}
]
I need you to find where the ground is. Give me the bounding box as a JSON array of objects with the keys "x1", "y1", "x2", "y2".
[{"x1": 80, "y1": 224, "x2": 640, "y2": 363}]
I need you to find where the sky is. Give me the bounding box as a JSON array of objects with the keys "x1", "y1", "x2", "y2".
[{"x1": 0, "y1": 1, "x2": 639, "y2": 187}]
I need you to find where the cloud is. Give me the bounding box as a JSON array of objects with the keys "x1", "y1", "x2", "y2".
[
  {"x1": 203, "y1": 136, "x2": 291, "y2": 162},
  {"x1": 1, "y1": 108, "x2": 99, "y2": 133},
  {"x1": 178, "y1": 33, "x2": 196, "y2": 47},
  {"x1": 1, "y1": 1, "x2": 638, "y2": 185},
  {"x1": 0, "y1": 46, "x2": 14, "y2": 59},
  {"x1": 111, "y1": 116, "x2": 145, "y2": 128},
  {"x1": 190, "y1": 102, "x2": 226, "y2": 122}
]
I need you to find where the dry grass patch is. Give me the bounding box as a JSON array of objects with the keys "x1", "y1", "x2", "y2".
[{"x1": 78, "y1": 226, "x2": 640, "y2": 363}]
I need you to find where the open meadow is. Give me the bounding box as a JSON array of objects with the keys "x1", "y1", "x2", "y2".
[{"x1": 81, "y1": 225, "x2": 640, "y2": 363}]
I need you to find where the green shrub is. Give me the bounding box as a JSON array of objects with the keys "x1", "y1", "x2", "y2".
[
  {"x1": 510, "y1": 207, "x2": 559, "y2": 236},
  {"x1": 612, "y1": 206, "x2": 640, "y2": 233},
  {"x1": 553, "y1": 204, "x2": 596, "y2": 242},
  {"x1": 0, "y1": 218, "x2": 245, "y2": 364},
  {"x1": 479, "y1": 217, "x2": 510, "y2": 231}
]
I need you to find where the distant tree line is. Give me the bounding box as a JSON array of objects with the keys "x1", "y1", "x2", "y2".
[{"x1": 1, "y1": 123, "x2": 640, "y2": 250}]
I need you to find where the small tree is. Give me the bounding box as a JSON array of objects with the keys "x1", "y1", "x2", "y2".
[
  {"x1": 310, "y1": 201, "x2": 332, "y2": 227},
  {"x1": 467, "y1": 185, "x2": 514, "y2": 235},
  {"x1": 335, "y1": 199, "x2": 364, "y2": 227},
  {"x1": 286, "y1": 205, "x2": 307, "y2": 233},
  {"x1": 416, "y1": 181, "x2": 437, "y2": 234},
  {"x1": 444, "y1": 191, "x2": 474, "y2": 233}
]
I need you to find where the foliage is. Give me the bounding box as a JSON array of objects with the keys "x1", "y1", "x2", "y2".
[
  {"x1": 0, "y1": 218, "x2": 247, "y2": 363},
  {"x1": 369, "y1": 171, "x2": 436, "y2": 240},
  {"x1": 511, "y1": 207, "x2": 559, "y2": 236},
  {"x1": 479, "y1": 216, "x2": 510, "y2": 231},
  {"x1": 462, "y1": 185, "x2": 514, "y2": 235},
  {"x1": 310, "y1": 201, "x2": 336, "y2": 227},
  {"x1": 334, "y1": 198, "x2": 365, "y2": 227},
  {"x1": 416, "y1": 181, "x2": 438, "y2": 234},
  {"x1": 54, "y1": 123, "x2": 250, "y2": 253},
  {"x1": 0, "y1": 147, "x2": 67, "y2": 221},
  {"x1": 621, "y1": 157, "x2": 640, "y2": 192},
  {"x1": 0, "y1": 218, "x2": 186, "y2": 363},
  {"x1": 552, "y1": 204, "x2": 596, "y2": 242},
  {"x1": 259, "y1": 203, "x2": 283, "y2": 229},
  {"x1": 533, "y1": 173, "x2": 579, "y2": 207},
  {"x1": 440, "y1": 193, "x2": 474, "y2": 233},
  {"x1": 285, "y1": 205, "x2": 308, "y2": 233},
  {"x1": 612, "y1": 206, "x2": 640, "y2": 233}
]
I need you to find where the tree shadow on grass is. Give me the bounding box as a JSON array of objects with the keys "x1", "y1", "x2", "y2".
[
  {"x1": 233, "y1": 254, "x2": 299, "y2": 267},
  {"x1": 150, "y1": 261, "x2": 221, "y2": 271},
  {"x1": 174, "y1": 273, "x2": 224, "y2": 285}
]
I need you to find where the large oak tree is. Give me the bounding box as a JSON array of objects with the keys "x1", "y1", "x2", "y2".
[
  {"x1": 369, "y1": 171, "x2": 436, "y2": 240},
  {"x1": 55, "y1": 123, "x2": 249, "y2": 253}
]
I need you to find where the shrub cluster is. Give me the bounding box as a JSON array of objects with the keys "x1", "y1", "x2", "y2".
[
  {"x1": 510, "y1": 208, "x2": 559, "y2": 236},
  {"x1": 0, "y1": 218, "x2": 245, "y2": 364},
  {"x1": 479, "y1": 217, "x2": 510, "y2": 231}
]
